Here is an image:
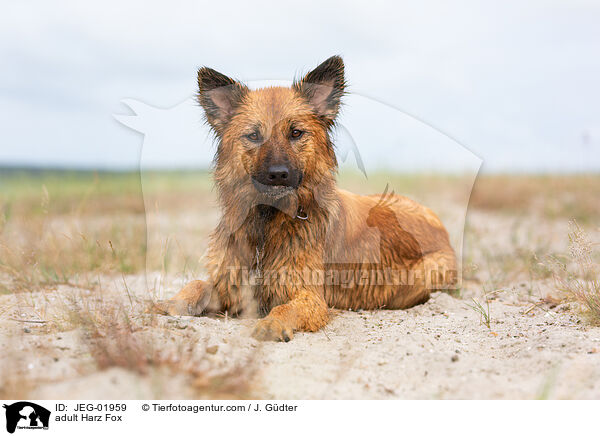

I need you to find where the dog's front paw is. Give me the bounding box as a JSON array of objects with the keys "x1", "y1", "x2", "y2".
[
  {"x1": 147, "y1": 280, "x2": 211, "y2": 316},
  {"x1": 252, "y1": 317, "x2": 294, "y2": 342},
  {"x1": 148, "y1": 299, "x2": 196, "y2": 316}
]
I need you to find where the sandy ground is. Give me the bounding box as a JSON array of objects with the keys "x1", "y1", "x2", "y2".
[
  {"x1": 1, "y1": 207, "x2": 599, "y2": 400},
  {"x1": 1, "y1": 277, "x2": 599, "y2": 399}
]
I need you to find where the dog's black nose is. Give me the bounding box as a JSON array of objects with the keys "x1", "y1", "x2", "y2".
[
  {"x1": 252, "y1": 162, "x2": 301, "y2": 191},
  {"x1": 265, "y1": 165, "x2": 290, "y2": 185}
]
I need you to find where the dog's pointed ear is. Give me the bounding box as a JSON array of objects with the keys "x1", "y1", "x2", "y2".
[
  {"x1": 293, "y1": 55, "x2": 346, "y2": 124},
  {"x1": 197, "y1": 67, "x2": 248, "y2": 134}
]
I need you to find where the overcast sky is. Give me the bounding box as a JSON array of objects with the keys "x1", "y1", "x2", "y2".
[{"x1": 1, "y1": 0, "x2": 599, "y2": 172}]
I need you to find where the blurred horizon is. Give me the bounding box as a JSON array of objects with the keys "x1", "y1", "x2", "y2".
[{"x1": 2, "y1": 164, "x2": 600, "y2": 176}]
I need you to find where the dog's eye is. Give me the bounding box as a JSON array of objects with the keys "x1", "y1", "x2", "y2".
[
  {"x1": 246, "y1": 132, "x2": 260, "y2": 142},
  {"x1": 290, "y1": 129, "x2": 304, "y2": 139}
]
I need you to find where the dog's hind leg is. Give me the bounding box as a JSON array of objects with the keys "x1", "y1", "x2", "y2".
[{"x1": 389, "y1": 249, "x2": 457, "y2": 309}]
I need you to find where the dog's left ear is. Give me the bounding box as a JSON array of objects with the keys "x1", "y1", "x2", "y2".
[{"x1": 293, "y1": 55, "x2": 346, "y2": 124}]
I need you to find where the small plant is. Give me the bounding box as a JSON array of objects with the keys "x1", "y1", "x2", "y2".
[{"x1": 466, "y1": 292, "x2": 492, "y2": 329}]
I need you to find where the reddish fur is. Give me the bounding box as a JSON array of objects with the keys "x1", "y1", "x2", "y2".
[{"x1": 158, "y1": 57, "x2": 457, "y2": 341}]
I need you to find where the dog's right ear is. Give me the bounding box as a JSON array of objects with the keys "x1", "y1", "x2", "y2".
[{"x1": 197, "y1": 67, "x2": 248, "y2": 134}]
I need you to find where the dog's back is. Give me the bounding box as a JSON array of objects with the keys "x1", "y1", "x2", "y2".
[{"x1": 323, "y1": 188, "x2": 456, "y2": 310}]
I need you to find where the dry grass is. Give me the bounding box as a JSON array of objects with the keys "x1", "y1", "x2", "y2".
[
  {"x1": 469, "y1": 174, "x2": 600, "y2": 224},
  {"x1": 551, "y1": 222, "x2": 600, "y2": 324},
  {"x1": 0, "y1": 280, "x2": 257, "y2": 400},
  {"x1": 462, "y1": 215, "x2": 556, "y2": 293},
  {"x1": 59, "y1": 290, "x2": 256, "y2": 398},
  {"x1": 78, "y1": 304, "x2": 254, "y2": 399},
  {"x1": 0, "y1": 216, "x2": 147, "y2": 293},
  {"x1": 0, "y1": 170, "x2": 147, "y2": 292},
  {"x1": 0, "y1": 169, "x2": 215, "y2": 293}
]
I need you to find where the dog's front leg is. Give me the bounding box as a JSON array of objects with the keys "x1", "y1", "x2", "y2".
[
  {"x1": 252, "y1": 289, "x2": 329, "y2": 342},
  {"x1": 151, "y1": 280, "x2": 213, "y2": 316}
]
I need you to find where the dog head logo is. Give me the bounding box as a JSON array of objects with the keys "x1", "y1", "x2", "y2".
[{"x1": 3, "y1": 402, "x2": 50, "y2": 433}]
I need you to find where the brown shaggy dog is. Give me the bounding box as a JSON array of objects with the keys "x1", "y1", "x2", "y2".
[{"x1": 155, "y1": 56, "x2": 457, "y2": 341}]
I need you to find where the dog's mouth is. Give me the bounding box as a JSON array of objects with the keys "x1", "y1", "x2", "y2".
[{"x1": 251, "y1": 178, "x2": 295, "y2": 200}]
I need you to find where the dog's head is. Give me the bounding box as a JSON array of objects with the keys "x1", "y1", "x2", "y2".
[{"x1": 197, "y1": 56, "x2": 345, "y2": 206}]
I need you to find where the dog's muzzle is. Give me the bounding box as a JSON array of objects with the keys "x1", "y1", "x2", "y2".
[
  {"x1": 251, "y1": 178, "x2": 295, "y2": 199},
  {"x1": 252, "y1": 164, "x2": 302, "y2": 198}
]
